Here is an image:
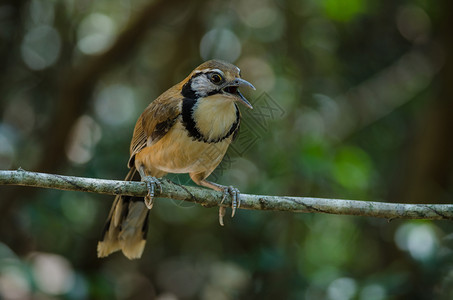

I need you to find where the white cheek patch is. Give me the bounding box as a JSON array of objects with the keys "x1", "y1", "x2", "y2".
[{"x1": 191, "y1": 75, "x2": 216, "y2": 97}]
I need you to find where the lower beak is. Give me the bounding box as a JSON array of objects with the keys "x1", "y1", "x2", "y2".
[
  {"x1": 224, "y1": 78, "x2": 255, "y2": 109},
  {"x1": 237, "y1": 90, "x2": 253, "y2": 109}
]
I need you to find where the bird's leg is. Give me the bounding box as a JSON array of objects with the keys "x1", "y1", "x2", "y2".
[
  {"x1": 138, "y1": 166, "x2": 162, "y2": 209},
  {"x1": 198, "y1": 179, "x2": 241, "y2": 226}
]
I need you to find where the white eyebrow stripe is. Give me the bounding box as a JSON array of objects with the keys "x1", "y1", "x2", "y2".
[{"x1": 195, "y1": 68, "x2": 225, "y2": 76}]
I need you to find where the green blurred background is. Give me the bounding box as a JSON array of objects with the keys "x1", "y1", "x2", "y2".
[{"x1": 1, "y1": 0, "x2": 453, "y2": 299}]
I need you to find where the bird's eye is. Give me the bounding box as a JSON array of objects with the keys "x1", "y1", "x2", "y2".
[{"x1": 210, "y1": 73, "x2": 223, "y2": 84}]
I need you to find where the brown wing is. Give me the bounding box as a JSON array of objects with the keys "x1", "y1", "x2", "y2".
[{"x1": 128, "y1": 85, "x2": 182, "y2": 168}]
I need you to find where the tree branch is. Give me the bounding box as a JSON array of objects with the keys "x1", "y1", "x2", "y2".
[{"x1": 1, "y1": 169, "x2": 452, "y2": 221}]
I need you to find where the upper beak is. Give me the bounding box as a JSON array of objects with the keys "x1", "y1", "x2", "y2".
[{"x1": 223, "y1": 78, "x2": 255, "y2": 109}]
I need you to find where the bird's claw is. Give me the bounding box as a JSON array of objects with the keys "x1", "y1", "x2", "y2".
[
  {"x1": 142, "y1": 176, "x2": 162, "y2": 209},
  {"x1": 219, "y1": 206, "x2": 226, "y2": 226},
  {"x1": 219, "y1": 186, "x2": 241, "y2": 226}
]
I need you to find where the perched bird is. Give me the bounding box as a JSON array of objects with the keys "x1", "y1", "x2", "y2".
[{"x1": 97, "y1": 59, "x2": 255, "y2": 259}]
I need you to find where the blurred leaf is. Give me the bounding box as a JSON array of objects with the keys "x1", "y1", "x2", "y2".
[
  {"x1": 322, "y1": 0, "x2": 367, "y2": 22},
  {"x1": 333, "y1": 145, "x2": 372, "y2": 192}
]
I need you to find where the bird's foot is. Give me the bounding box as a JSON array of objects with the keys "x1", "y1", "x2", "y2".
[
  {"x1": 142, "y1": 176, "x2": 162, "y2": 209},
  {"x1": 219, "y1": 186, "x2": 241, "y2": 226}
]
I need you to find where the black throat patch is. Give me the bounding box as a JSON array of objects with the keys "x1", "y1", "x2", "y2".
[{"x1": 181, "y1": 72, "x2": 203, "y2": 99}]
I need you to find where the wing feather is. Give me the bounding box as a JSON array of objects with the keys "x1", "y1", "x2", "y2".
[{"x1": 128, "y1": 86, "x2": 182, "y2": 168}]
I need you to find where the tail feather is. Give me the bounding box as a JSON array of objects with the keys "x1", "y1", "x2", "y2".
[{"x1": 97, "y1": 168, "x2": 150, "y2": 259}]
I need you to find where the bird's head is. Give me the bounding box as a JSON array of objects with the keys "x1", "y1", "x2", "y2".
[{"x1": 181, "y1": 60, "x2": 255, "y2": 109}]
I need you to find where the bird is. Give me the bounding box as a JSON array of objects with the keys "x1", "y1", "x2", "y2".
[{"x1": 97, "y1": 59, "x2": 255, "y2": 259}]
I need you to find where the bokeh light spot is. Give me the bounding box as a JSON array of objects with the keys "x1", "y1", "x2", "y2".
[
  {"x1": 237, "y1": 57, "x2": 275, "y2": 91},
  {"x1": 29, "y1": 0, "x2": 54, "y2": 25},
  {"x1": 237, "y1": 0, "x2": 278, "y2": 28},
  {"x1": 360, "y1": 284, "x2": 387, "y2": 300},
  {"x1": 200, "y1": 29, "x2": 241, "y2": 62},
  {"x1": 94, "y1": 84, "x2": 136, "y2": 126},
  {"x1": 0, "y1": 265, "x2": 31, "y2": 299},
  {"x1": 77, "y1": 13, "x2": 116, "y2": 55},
  {"x1": 395, "y1": 222, "x2": 439, "y2": 261},
  {"x1": 396, "y1": 5, "x2": 431, "y2": 43},
  {"x1": 65, "y1": 115, "x2": 102, "y2": 164},
  {"x1": 21, "y1": 25, "x2": 61, "y2": 70},
  {"x1": 327, "y1": 277, "x2": 357, "y2": 300},
  {"x1": 30, "y1": 253, "x2": 75, "y2": 295}
]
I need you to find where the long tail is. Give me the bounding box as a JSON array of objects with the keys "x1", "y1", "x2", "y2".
[{"x1": 97, "y1": 168, "x2": 149, "y2": 259}]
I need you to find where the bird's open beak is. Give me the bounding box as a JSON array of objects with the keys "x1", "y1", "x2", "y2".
[{"x1": 223, "y1": 78, "x2": 255, "y2": 109}]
